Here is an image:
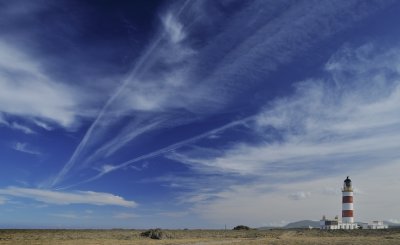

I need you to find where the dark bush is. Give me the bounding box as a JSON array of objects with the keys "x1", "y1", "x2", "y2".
[
  {"x1": 233, "y1": 225, "x2": 251, "y2": 230},
  {"x1": 140, "y1": 228, "x2": 171, "y2": 239}
]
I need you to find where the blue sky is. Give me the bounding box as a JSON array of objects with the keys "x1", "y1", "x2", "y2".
[{"x1": 1, "y1": 0, "x2": 400, "y2": 228}]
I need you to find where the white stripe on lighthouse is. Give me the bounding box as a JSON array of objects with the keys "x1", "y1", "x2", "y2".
[
  {"x1": 342, "y1": 191, "x2": 353, "y2": 196},
  {"x1": 342, "y1": 203, "x2": 353, "y2": 210}
]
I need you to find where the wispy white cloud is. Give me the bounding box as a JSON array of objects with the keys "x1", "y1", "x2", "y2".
[
  {"x1": 9, "y1": 123, "x2": 36, "y2": 134},
  {"x1": 165, "y1": 43, "x2": 400, "y2": 225},
  {"x1": 0, "y1": 187, "x2": 137, "y2": 208},
  {"x1": 183, "y1": 183, "x2": 327, "y2": 226},
  {"x1": 288, "y1": 191, "x2": 311, "y2": 201},
  {"x1": 0, "y1": 0, "x2": 397, "y2": 228},
  {"x1": 179, "y1": 158, "x2": 400, "y2": 226},
  {"x1": 49, "y1": 5, "x2": 198, "y2": 186},
  {"x1": 51, "y1": 213, "x2": 79, "y2": 219},
  {"x1": 157, "y1": 211, "x2": 188, "y2": 218},
  {"x1": 82, "y1": 118, "x2": 164, "y2": 167},
  {"x1": 51, "y1": 212, "x2": 93, "y2": 219},
  {"x1": 99, "y1": 164, "x2": 118, "y2": 174},
  {"x1": 0, "y1": 41, "x2": 91, "y2": 129},
  {"x1": 33, "y1": 120, "x2": 53, "y2": 131},
  {"x1": 113, "y1": 212, "x2": 139, "y2": 219},
  {"x1": 162, "y1": 12, "x2": 186, "y2": 44},
  {"x1": 0, "y1": 1, "x2": 45, "y2": 19},
  {"x1": 12, "y1": 142, "x2": 41, "y2": 155},
  {"x1": 130, "y1": 162, "x2": 149, "y2": 171},
  {"x1": 0, "y1": 113, "x2": 7, "y2": 125},
  {"x1": 0, "y1": 114, "x2": 36, "y2": 134},
  {"x1": 0, "y1": 196, "x2": 6, "y2": 205},
  {"x1": 321, "y1": 187, "x2": 341, "y2": 196},
  {"x1": 173, "y1": 44, "x2": 400, "y2": 177},
  {"x1": 52, "y1": 0, "x2": 394, "y2": 187},
  {"x1": 57, "y1": 117, "x2": 251, "y2": 189}
]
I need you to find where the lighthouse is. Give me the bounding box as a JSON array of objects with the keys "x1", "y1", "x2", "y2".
[
  {"x1": 342, "y1": 176, "x2": 354, "y2": 224},
  {"x1": 320, "y1": 176, "x2": 387, "y2": 230}
]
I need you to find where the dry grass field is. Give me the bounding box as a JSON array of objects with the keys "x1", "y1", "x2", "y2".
[{"x1": 1, "y1": 228, "x2": 400, "y2": 245}]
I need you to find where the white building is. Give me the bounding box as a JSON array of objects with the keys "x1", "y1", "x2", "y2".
[
  {"x1": 320, "y1": 215, "x2": 358, "y2": 230},
  {"x1": 360, "y1": 221, "x2": 388, "y2": 229}
]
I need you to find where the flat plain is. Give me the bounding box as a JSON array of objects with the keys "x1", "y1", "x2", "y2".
[{"x1": 1, "y1": 228, "x2": 400, "y2": 245}]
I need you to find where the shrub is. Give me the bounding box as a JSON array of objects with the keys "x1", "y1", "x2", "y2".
[
  {"x1": 140, "y1": 229, "x2": 171, "y2": 239},
  {"x1": 233, "y1": 225, "x2": 251, "y2": 230}
]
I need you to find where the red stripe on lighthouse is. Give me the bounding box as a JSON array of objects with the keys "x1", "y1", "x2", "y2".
[
  {"x1": 342, "y1": 196, "x2": 353, "y2": 203},
  {"x1": 342, "y1": 210, "x2": 353, "y2": 217}
]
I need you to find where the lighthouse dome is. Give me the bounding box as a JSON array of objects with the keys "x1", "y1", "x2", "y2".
[{"x1": 344, "y1": 176, "x2": 351, "y2": 186}]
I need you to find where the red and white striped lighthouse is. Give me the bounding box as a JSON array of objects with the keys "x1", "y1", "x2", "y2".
[{"x1": 342, "y1": 176, "x2": 354, "y2": 223}]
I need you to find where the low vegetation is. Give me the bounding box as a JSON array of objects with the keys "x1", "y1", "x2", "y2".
[
  {"x1": 0, "y1": 228, "x2": 400, "y2": 244},
  {"x1": 140, "y1": 228, "x2": 171, "y2": 239},
  {"x1": 233, "y1": 225, "x2": 251, "y2": 230}
]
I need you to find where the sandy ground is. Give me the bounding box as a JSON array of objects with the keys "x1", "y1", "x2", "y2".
[{"x1": 1, "y1": 228, "x2": 400, "y2": 245}]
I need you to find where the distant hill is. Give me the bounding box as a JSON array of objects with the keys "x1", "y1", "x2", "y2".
[
  {"x1": 257, "y1": 226, "x2": 281, "y2": 230},
  {"x1": 258, "y1": 220, "x2": 320, "y2": 230},
  {"x1": 284, "y1": 220, "x2": 320, "y2": 229},
  {"x1": 384, "y1": 221, "x2": 400, "y2": 228}
]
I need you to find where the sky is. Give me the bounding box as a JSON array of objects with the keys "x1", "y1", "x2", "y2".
[{"x1": 0, "y1": 0, "x2": 400, "y2": 229}]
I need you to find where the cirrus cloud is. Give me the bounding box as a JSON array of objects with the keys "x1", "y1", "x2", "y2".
[
  {"x1": 0, "y1": 187, "x2": 136, "y2": 208},
  {"x1": 0, "y1": 41, "x2": 91, "y2": 129}
]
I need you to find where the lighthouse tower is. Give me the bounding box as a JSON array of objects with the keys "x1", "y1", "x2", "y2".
[
  {"x1": 342, "y1": 176, "x2": 354, "y2": 224},
  {"x1": 320, "y1": 177, "x2": 358, "y2": 229}
]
